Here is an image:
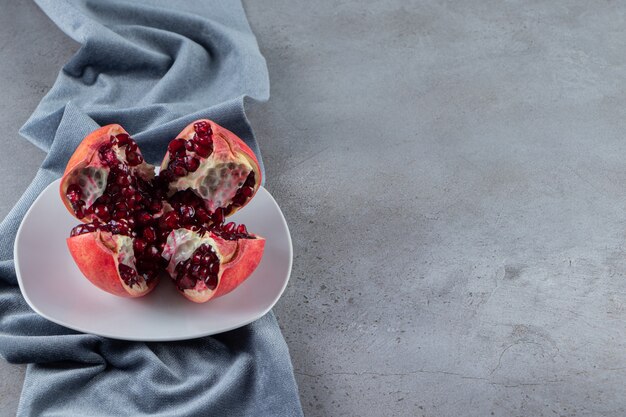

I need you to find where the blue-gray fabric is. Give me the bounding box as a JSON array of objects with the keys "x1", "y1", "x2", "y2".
[{"x1": 0, "y1": 0, "x2": 303, "y2": 415}]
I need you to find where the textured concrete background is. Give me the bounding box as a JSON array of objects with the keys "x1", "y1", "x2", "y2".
[{"x1": 3, "y1": 0, "x2": 626, "y2": 416}]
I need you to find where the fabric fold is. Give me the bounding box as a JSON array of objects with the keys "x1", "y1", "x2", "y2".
[{"x1": 0, "y1": 0, "x2": 301, "y2": 415}]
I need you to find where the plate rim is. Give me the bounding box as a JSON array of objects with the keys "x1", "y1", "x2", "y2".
[{"x1": 14, "y1": 179, "x2": 292, "y2": 341}]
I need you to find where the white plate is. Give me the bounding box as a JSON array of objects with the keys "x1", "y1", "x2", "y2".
[{"x1": 14, "y1": 179, "x2": 292, "y2": 341}]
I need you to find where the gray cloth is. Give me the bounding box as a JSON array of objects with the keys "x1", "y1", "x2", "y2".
[{"x1": 0, "y1": 0, "x2": 303, "y2": 415}]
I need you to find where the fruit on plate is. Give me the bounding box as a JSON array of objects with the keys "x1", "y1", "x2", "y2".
[{"x1": 60, "y1": 120, "x2": 264, "y2": 300}]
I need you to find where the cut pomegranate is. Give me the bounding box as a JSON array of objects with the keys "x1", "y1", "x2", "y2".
[
  {"x1": 162, "y1": 228, "x2": 265, "y2": 303},
  {"x1": 59, "y1": 125, "x2": 156, "y2": 223},
  {"x1": 67, "y1": 225, "x2": 158, "y2": 297},
  {"x1": 159, "y1": 119, "x2": 262, "y2": 219},
  {"x1": 61, "y1": 120, "x2": 264, "y2": 300}
]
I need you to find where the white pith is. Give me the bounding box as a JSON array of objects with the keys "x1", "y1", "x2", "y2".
[
  {"x1": 162, "y1": 229, "x2": 223, "y2": 276},
  {"x1": 113, "y1": 234, "x2": 148, "y2": 292},
  {"x1": 72, "y1": 167, "x2": 108, "y2": 208},
  {"x1": 161, "y1": 144, "x2": 253, "y2": 212}
]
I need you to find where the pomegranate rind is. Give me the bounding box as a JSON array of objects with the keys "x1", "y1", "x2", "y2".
[
  {"x1": 59, "y1": 125, "x2": 126, "y2": 221},
  {"x1": 67, "y1": 231, "x2": 157, "y2": 298},
  {"x1": 160, "y1": 119, "x2": 263, "y2": 216},
  {"x1": 212, "y1": 234, "x2": 265, "y2": 299}
]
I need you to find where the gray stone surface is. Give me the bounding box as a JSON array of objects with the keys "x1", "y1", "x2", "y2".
[{"x1": 3, "y1": 0, "x2": 626, "y2": 416}]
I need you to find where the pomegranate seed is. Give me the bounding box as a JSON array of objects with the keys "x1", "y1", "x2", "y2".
[
  {"x1": 113, "y1": 210, "x2": 126, "y2": 221},
  {"x1": 106, "y1": 154, "x2": 120, "y2": 167},
  {"x1": 232, "y1": 193, "x2": 246, "y2": 206},
  {"x1": 120, "y1": 223, "x2": 131, "y2": 235},
  {"x1": 117, "y1": 175, "x2": 132, "y2": 187},
  {"x1": 195, "y1": 144, "x2": 211, "y2": 158},
  {"x1": 185, "y1": 156, "x2": 200, "y2": 172},
  {"x1": 136, "y1": 211, "x2": 152, "y2": 225},
  {"x1": 143, "y1": 227, "x2": 157, "y2": 242},
  {"x1": 202, "y1": 254, "x2": 212, "y2": 265},
  {"x1": 126, "y1": 141, "x2": 138, "y2": 152},
  {"x1": 126, "y1": 200, "x2": 137, "y2": 211},
  {"x1": 244, "y1": 172, "x2": 256, "y2": 187},
  {"x1": 192, "y1": 252, "x2": 203, "y2": 264},
  {"x1": 241, "y1": 187, "x2": 253, "y2": 198},
  {"x1": 108, "y1": 184, "x2": 120, "y2": 195},
  {"x1": 67, "y1": 190, "x2": 81, "y2": 203},
  {"x1": 194, "y1": 121, "x2": 210, "y2": 134},
  {"x1": 224, "y1": 222, "x2": 235, "y2": 233},
  {"x1": 174, "y1": 166, "x2": 187, "y2": 177},
  {"x1": 118, "y1": 264, "x2": 137, "y2": 285},
  {"x1": 115, "y1": 163, "x2": 129, "y2": 174},
  {"x1": 199, "y1": 267, "x2": 210, "y2": 278},
  {"x1": 196, "y1": 209, "x2": 210, "y2": 223},
  {"x1": 163, "y1": 211, "x2": 180, "y2": 229},
  {"x1": 70, "y1": 224, "x2": 87, "y2": 236},
  {"x1": 127, "y1": 193, "x2": 142, "y2": 209},
  {"x1": 125, "y1": 217, "x2": 136, "y2": 228},
  {"x1": 121, "y1": 187, "x2": 136, "y2": 198},
  {"x1": 179, "y1": 205, "x2": 195, "y2": 221},
  {"x1": 93, "y1": 204, "x2": 110, "y2": 221},
  {"x1": 236, "y1": 224, "x2": 247, "y2": 235},
  {"x1": 99, "y1": 146, "x2": 118, "y2": 166},
  {"x1": 133, "y1": 238, "x2": 147, "y2": 253},
  {"x1": 194, "y1": 132, "x2": 212, "y2": 147},
  {"x1": 115, "y1": 201, "x2": 128, "y2": 212},
  {"x1": 149, "y1": 200, "x2": 163, "y2": 213},
  {"x1": 190, "y1": 264, "x2": 201, "y2": 277},
  {"x1": 126, "y1": 150, "x2": 143, "y2": 166},
  {"x1": 212, "y1": 209, "x2": 225, "y2": 225},
  {"x1": 209, "y1": 262, "x2": 219, "y2": 274},
  {"x1": 185, "y1": 140, "x2": 196, "y2": 152},
  {"x1": 168, "y1": 139, "x2": 186, "y2": 154},
  {"x1": 74, "y1": 200, "x2": 86, "y2": 217},
  {"x1": 160, "y1": 169, "x2": 174, "y2": 182},
  {"x1": 114, "y1": 133, "x2": 130, "y2": 146},
  {"x1": 66, "y1": 184, "x2": 82, "y2": 202},
  {"x1": 205, "y1": 274, "x2": 218, "y2": 290}
]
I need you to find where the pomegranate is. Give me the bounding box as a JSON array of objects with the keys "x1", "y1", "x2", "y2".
[
  {"x1": 67, "y1": 222, "x2": 159, "y2": 297},
  {"x1": 162, "y1": 226, "x2": 265, "y2": 303},
  {"x1": 159, "y1": 120, "x2": 262, "y2": 226},
  {"x1": 59, "y1": 125, "x2": 156, "y2": 222},
  {"x1": 60, "y1": 120, "x2": 265, "y2": 301}
]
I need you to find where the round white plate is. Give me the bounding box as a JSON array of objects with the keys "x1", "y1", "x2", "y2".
[{"x1": 14, "y1": 179, "x2": 292, "y2": 341}]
